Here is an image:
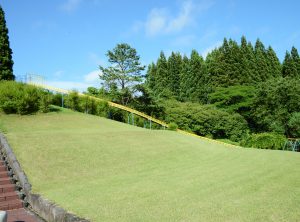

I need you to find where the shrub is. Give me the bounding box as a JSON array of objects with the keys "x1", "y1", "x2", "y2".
[
  {"x1": 0, "y1": 81, "x2": 48, "y2": 114},
  {"x1": 164, "y1": 100, "x2": 249, "y2": 141},
  {"x1": 65, "y1": 91, "x2": 80, "y2": 111},
  {"x1": 168, "y1": 122, "x2": 178, "y2": 131},
  {"x1": 241, "y1": 133, "x2": 286, "y2": 150},
  {"x1": 288, "y1": 112, "x2": 300, "y2": 138}
]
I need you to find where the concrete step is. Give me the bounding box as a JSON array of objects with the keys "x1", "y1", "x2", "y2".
[
  {"x1": 0, "y1": 171, "x2": 8, "y2": 178},
  {"x1": 0, "y1": 184, "x2": 16, "y2": 193},
  {"x1": 0, "y1": 177, "x2": 11, "y2": 185},
  {"x1": 0, "y1": 165, "x2": 7, "y2": 172},
  {"x1": 0, "y1": 199, "x2": 23, "y2": 211},
  {"x1": 0, "y1": 191, "x2": 19, "y2": 202}
]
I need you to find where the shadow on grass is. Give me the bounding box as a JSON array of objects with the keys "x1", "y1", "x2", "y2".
[{"x1": 49, "y1": 105, "x2": 62, "y2": 113}]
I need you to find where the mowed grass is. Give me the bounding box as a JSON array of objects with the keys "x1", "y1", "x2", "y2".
[{"x1": 0, "y1": 108, "x2": 299, "y2": 222}]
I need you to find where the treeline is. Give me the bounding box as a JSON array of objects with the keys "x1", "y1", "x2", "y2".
[
  {"x1": 143, "y1": 36, "x2": 300, "y2": 149},
  {"x1": 146, "y1": 36, "x2": 300, "y2": 102}
]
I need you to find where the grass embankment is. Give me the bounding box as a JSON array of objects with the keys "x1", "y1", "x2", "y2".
[{"x1": 0, "y1": 108, "x2": 299, "y2": 222}]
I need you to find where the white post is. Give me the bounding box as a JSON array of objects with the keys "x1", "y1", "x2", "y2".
[{"x1": 0, "y1": 211, "x2": 7, "y2": 222}]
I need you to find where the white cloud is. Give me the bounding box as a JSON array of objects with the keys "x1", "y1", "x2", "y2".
[
  {"x1": 141, "y1": 0, "x2": 214, "y2": 37},
  {"x1": 201, "y1": 41, "x2": 222, "y2": 58},
  {"x1": 166, "y1": 0, "x2": 194, "y2": 33},
  {"x1": 60, "y1": 0, "x2": 82, "y2": 12},
  {"x1": 145, "y1": 8, "x2": 169, "y2": 36},
  {"x1": 84, "y1": 70, "x2": 102, "y2": 83}
]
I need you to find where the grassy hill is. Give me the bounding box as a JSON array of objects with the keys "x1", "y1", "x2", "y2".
[{"x1": 0, "y1": 108, "x2": 299, "y2": 222}]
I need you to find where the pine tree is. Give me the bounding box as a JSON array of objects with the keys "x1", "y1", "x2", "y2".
[
  {"x1": 167, "y1": 52, "x2": 182, "y2": 98},
  {"x1": 179, "y1": 55, "x2": 190, "y2": 101},
  {"x1": 282, "y1": 49, "x2": 298, "y2": 78},
  {"x1": 145, "y1": 63, "x2": 157, "y2": 90},
  {"x1": 189, "y1": 50, "x2": 208, "y2": 102},
  {"x1": 291, "y1": 46, "x2": 300, "y2": 76},
  {"x1": 0, "y1": 5, "x2": 14, "y2": 80},
  {"x1": 155, "y1": 51, "x2": 170, "y2": 97},
  {"x1": 254, "y1": 39, "x2": 269, "y2": 81},
  {"x1": 266, "y1": 46, "x2": 281, "y2": 78}
]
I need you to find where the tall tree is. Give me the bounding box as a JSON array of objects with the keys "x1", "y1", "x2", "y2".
[
  {"x1": 282, "y1": 50, "x2": 298, "y2": 78},
  {"x1": 0, "y1": 5, "x2": 14, "y2": 80},
  {"x1": 189, "y1": 50, "x2": 208, "y2": 102},
  {"x1": 266, "y1": 46, "x2": 281, "y2": 78},
  {"x1": 167, "y1": 52, "x2": 182, "y2": 98},
  {"x1": 155, "y1": 51, "x2": 171, "y2": 97},
  {"x1": 99, "y1": 43, "x2": 145, "y2": 105},
  {"x1": 179, "y1": 55, "x2": 191, "y2": 101},
  {"x1": 254, "y1": 39, "x2": 269, "y2": 81}
]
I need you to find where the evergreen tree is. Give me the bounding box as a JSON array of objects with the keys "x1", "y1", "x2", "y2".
[
  {"x1": 179, "y1": 55, "x2": 190, "y2": 101},
  {"x1": 167, "y1": 52, "x2": 182, "y2": 98},
  {"x1": 254, "y1": 39, "x2": 269, "y2": 81},
  {"x1": 282, "y1": 50, "x2": 298, "y2": 78},
  {"x1": 266, "y1": 46, "x2": 281, "y2": 78},
  {"x1": 155, "y1": 51, "x2": 171, "y2": 97},
  {"x1": 145, "y1": 63, "x2": 157, "y2": 90},
  {"x1": 240, "y1": 36, "x2": 258, "y2": 83},
  {"x1": 189, "y1": 50, "x2": 208, "y2": 102},
  {"x1": 0, "y1": 5, "x2": 14, "y2": 80},
  {"x1": 291, "y1": 46, "x2": 300, "y2": 76},
  {"x1": 99, "y1": 43, "x2": 145, "y2": 105}
]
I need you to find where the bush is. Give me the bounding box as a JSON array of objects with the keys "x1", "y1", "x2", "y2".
[
  {"x1": 241, "y1": 133, "x2": 286, "y2": 150},
  {"x1": 288, "y1": 112, "x2": 300, "y2": 138},
  {"x1": 168, "y1": 122, "x2": 178, "y2": 131},
  {"x1": 164, "y1": 100, "x2": 249, "y2": 141},
  {"x1": 65, "y1": 91, "x2": 80, "y2": 111},
  {"x1": 0, "y1": 81, "x2": 50, "y2": 114}
]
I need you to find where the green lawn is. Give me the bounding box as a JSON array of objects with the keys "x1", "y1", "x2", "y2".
[{"x1": 0, "y1": 108, "x2": 299, "y2": 222}]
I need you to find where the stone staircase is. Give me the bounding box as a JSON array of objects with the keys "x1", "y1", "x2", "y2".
[{"x1": 0, "y1": 158, "x2": 41, "y2": 222}]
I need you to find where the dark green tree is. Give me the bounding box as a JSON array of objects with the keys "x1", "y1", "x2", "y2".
[
  {"x1": 0, "y1": 6, "x2": 14, "y2": 80},
  {"x1": 266, "y1": 46, "x2": 281, "y2": 78},
  {"x1": 189, "y1": 50, "x2": 209, "y2": 103},
  {"x1": 99, "y1": 43, "x2": 145, "y2": 105},
  {"x1": 154, "y1": 51, "x2": 171, "y2": 97},
  {"x1": 179, "y1": 55, "x2": 191, "y2": 101},
  {"x1": 167, "y1": 52, "x2": 182, "y2": 98},
  {"x1": 254, "y1": 39, "x2": 269, "y2": 81}
]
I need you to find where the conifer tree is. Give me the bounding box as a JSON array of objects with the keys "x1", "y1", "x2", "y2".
[
  {"x1": 266, "y1": 46, "x2": 281, "y2": 78},
  {"x1": 282, "y1": 49, "x2": 299, "y2": 78},
  {"x1": 254, "y1": 39, "x2": 269, "y2": 81},
  {"x1": 0, "y1": 5, "x2": 14, "y2": 80},
  {"x1": 179, "y1": 55, "x2": 190, "y2": 101},
  {"x1": 155, "y1": 51, "x2": 170, "y2": 97},
  {"x1": 189, "y1": 50, "x2": 208, "y2": 102},
  {"x1": 167, "y1": 52, "x2": 182, "y2": 98}
]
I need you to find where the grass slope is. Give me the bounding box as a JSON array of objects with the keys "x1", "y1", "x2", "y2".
[{"x1": 0, "y1": 108, "x2": 299, "y2": 222}]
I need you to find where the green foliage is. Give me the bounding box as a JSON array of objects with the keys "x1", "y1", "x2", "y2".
[
  {"x1": 0, "y1": 81, "x2": 49, "y2": 114},
  {"x1": 282, "y1": 47, "x2": 300, "y2": 78},
  {"x1": 39, "y1": 91, "x2": 52, "y2": 113},
  {"x1": 241, "y1": 133, "x2": 286, "y2": 150},
  {"x1": 168, "y1": 122, "x2": 178, "y2": 131},
  {"x1": 251, "y1": 78, "x2": 300, "y2": 136},
  {"x1": 65, "y1": 91, "x2": 80, "y2": 111},
  {"x1": 0, "y1": 6, "x2": 14, "y2": 80},
  {"x1": 163, "y1": 100, "x2": 249, "y2": 141},
  {"x1": 287, "y1": 112, "x2": 300, "y2": 138},
  {"x1": 99, "y1": 43, "x2": 145, "y2": 105},
  {"x1": 209, "y1": 85, "x2": 256, "y2": 113}
]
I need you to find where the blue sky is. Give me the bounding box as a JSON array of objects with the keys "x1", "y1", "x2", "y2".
[{"x1": 1, "y1": 0, "x2": 300, "y2": 91}]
